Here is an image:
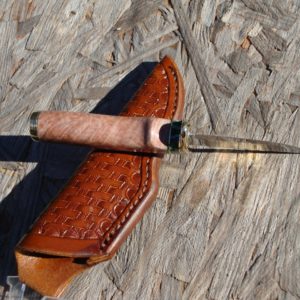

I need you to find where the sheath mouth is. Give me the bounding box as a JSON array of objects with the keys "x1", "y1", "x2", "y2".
[{"x1": 30, "y1": 111, "x2": 41, "y2": 141}]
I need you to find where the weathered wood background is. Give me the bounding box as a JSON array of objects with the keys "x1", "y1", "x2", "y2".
[{"x1": 1, "y1": 0, "x2": 300, "y2": 299}]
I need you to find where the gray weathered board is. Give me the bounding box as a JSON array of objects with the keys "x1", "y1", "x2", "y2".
[{"x1": 0, "y1": 0, "x2": 300, "y2": 299}]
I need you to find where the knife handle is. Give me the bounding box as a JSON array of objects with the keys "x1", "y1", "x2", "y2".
[{"x1": 30, "y1": 111, "x2": 173, "y2": 153}]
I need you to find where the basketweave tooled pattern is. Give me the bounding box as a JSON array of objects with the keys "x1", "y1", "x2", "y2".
[
  {"x1": 121, "y1": 63, "x2": 169, "y2": 118},
  {"x1": 31, "y1": 153, "x2": 142, "y2": 239},
  {"x1": 30, "y1": 61, "x2": 178, "y2": 241}
]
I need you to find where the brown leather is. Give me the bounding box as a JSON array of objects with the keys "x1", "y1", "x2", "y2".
[{"x1": 15, "y1": 56, "x2": 184, "y2": 297}]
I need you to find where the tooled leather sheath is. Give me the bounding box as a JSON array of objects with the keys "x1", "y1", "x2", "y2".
[{"x1": 15, "y1": 56, "x2": 184, "y2": 297}]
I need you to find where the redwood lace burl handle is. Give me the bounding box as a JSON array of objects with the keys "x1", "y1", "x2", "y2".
[{"x1": 30, "y1": 111, "x2": 183, "y2": 152}]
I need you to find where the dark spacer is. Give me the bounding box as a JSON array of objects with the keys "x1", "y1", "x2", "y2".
[{"x1": 168, "y1": 121, "x2": 182, "y2": 151}]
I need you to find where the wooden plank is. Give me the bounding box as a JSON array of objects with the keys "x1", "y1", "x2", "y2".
[
  {"x1": 0, "y1": 21, "x2": 16, "y2": 102},
  {"x1": 170, "y1": 0, "x2": 225, "y2": 133},
  {"x1": 1, "y1": 0, "x2": 300, "y2": 299}
]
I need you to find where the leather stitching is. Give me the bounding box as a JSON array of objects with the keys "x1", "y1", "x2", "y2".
[
  {"x1": 19, "y1": 58, "x2": 182, "y2": 258},
  {"x1": 100, "y1": 63, "x2": 179, "y2": 250}
]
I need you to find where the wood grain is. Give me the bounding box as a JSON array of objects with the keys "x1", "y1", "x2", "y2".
[{"x1": 1, "y1": 0, "x2": 300, "y2": 299}]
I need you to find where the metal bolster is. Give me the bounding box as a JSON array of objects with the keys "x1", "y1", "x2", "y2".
[{"x1": 29, "y1": 111, "x2": 41, "y2": 141}]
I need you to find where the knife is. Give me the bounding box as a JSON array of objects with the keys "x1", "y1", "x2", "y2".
[{"x1": 30, "y1": 111, "x2": 300, "y2": 154}]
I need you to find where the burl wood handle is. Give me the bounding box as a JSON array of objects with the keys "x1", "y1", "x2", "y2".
[{"x1": 30, "y1": 111, "x2": 174, "y2": 153}]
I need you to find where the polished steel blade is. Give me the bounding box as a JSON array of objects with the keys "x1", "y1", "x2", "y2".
[{"x1": 186, "y1": 134, "x2": 300, "y2": 154}]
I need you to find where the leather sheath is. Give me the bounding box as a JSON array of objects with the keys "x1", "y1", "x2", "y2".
[{"x1": 15, "y1": 56, "x2": 184, "y2": 297}]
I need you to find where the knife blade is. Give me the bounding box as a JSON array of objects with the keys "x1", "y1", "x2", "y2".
[
  {"x1": 168, "y1": 121, "x2": 300, "y2": 154},
  {"x1": 30, "y1": 111, "x2": 300, "y2": 154}
]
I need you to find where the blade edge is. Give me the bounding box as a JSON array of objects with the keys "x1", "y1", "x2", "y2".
[{"x1": 187, "y1": 134, "x2": 300, "y2": 154}]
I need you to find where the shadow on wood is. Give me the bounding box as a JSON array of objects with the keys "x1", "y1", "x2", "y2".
[{"x1": 0, "y1": 61, "x2": 157, "y2": 287}]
